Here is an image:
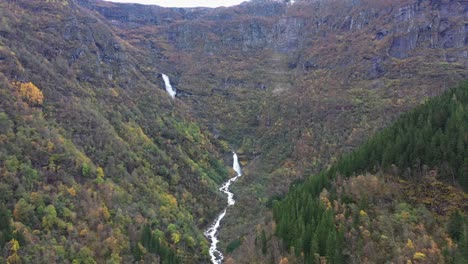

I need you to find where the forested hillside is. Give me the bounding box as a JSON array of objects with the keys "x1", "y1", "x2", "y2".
[
  {"x1": 0, "y1": 0, "x2": 232, "y2": 263},
  {"x1": 273, "y1": 82, "x2": 468, "y2": 263}
]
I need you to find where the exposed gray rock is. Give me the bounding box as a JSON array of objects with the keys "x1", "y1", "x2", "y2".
[
  {"x1": 78, "y1": 0, "x2": 467, "y2": 59},
  {"x1": 389, "y1": 33, "x2": 418, "y2": 59}
]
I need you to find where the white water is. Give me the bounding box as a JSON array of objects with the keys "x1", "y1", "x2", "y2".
[
  {"x1": 161, "y1": 73, "x2": 176, "y2": 99},
  {"x1": 205, "y1": 152, "x2": 242, "y2": 264}
]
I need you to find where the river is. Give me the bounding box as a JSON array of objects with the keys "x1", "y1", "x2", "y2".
[{"x1": 204, "y1": 152, "x2": 242, "y2": 264}]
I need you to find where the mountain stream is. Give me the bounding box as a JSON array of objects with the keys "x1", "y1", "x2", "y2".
[{"x1": 204, "y1": 152, "x2": 242, "y2": 264}]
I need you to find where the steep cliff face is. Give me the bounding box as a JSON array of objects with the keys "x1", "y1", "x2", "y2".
[
  {"x1": 77, "y1": 0, "x2": 213, "y2": 27},
  {"x1": 83, "y1": 0, "x2": 467, "y2": 57}
]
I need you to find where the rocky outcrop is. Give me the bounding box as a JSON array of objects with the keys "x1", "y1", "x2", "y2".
[
  {"x1": 387, "y1": 1, "x2": 467, "y2": 59},
  {"x1": 76, "y1": 0, "x2": 211, "y2": 27}
]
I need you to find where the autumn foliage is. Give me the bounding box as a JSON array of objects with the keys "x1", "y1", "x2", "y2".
[
  {"x1": 273, "y1": 83, "x2": 468, "y2": 263},
  {"x1": 13, "y1": 82, "x2": 44, "y2": 106}
]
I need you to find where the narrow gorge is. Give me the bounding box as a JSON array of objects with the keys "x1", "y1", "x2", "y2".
[{"x1": 205, "y1": 153, "x2": 243, "y2": 264}]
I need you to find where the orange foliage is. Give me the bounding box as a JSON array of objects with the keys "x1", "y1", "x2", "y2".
[
  {"x1": 79, "y1": 228, "x2": 89, "y2": 237},
  {"x1": 13, "y1": 82, "x2": 44, "y2": 106},
  {"x1": 67, "y1": 187, "x2": 76, "y2": 196}
]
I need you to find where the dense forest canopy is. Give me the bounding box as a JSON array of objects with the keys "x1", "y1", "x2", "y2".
[{"x1": 273, "y1": 82, "x2": 468, "y2": 263}]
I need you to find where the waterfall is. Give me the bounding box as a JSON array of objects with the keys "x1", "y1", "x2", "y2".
[
  {"x1": 205, "y1": 152, "x2": 243, "y2": 264},
  {"x1": 233, "y1": 152, "x2": 242, "y2": 176},
  {"x1": 161, "y1": 73, "x2": 176, "y2": 99}
]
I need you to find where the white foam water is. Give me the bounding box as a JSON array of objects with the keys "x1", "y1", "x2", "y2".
[
  {"x1": 161, "y1": 73, "x2": 176, "y2": 99},
  {"x1": 204, "y1": 152, "x2": 242, "y2": 264}
]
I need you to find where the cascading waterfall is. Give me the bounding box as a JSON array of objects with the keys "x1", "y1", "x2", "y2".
[
  {"x1": 205, "y1": 152, "x2": 242, "y2": 264},
  {"x1": 161, "y1": 73, "x2": 176, "y2": 98}
]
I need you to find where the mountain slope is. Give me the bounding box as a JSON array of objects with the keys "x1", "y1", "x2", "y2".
[
  {"x1": 273, "y1": 82, "x2": 468, "y2": 263},
  {"x1": 81, "y1": 0, "x2": 467, "y2": 194},
  {"x1": 79, "y1": 0, "x2": 466, "y2": 260},
  {"x1": 0, "y1": 0, "x2": 232, "y2": 263}
]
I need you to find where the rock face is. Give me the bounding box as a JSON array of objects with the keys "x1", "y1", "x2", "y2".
[
  {"x1": 387, "y1": 1, "x2": 467, "y2": 59},
  {"x1": 81, "y1": 0, "x2": 467, "y2": 60},
  {"x1": 76, "y1": 0, "x2": 211, "y2": 26}
]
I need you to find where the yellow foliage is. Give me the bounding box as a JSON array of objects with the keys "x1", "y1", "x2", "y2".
[
  {"x1": 162, "y1": 193, "x2": 178, "y2": 207},
  {"x1": 413, "y1": 252, "x2": 426, "y2": 260},
  {"x1": 6, "y1": 253, "x2": 21, "y2": 264},
  {"x1": 105, "y1": 236, "x2": 120, "y2": 252},
  {"x1": 101, "y1": 205, "x2": 111, "y2": 221},
  {"x1": 362, "y1": 229, "x2": 371, "y2": 238},
  {"x1": 10, "y1": 239, "x2": 19, "y2": 252},
  {"x1": 159, "y1": 206, "x2": 170, "y2": 215},
  {"x1": 14, "y1": 82, "x2": 44, "y2": 106},
  {"x1": 137, "y1": 242, "x2": 147, "y2": 255},
  {"x1": 359, "y1": 210, "x2": 368, "y2": 218},
  {"x1": 66, "y1": 223, "x2": 74, "y2": 234},
  {"x1": 445, "y1": 237, "x2": 453, "y2": 248},
  {"x1": 79, "y1": 228, "x2": 88, "y2": 237},
  {"x1": 7, "y1": 239, "x2": 21, "y2": 264},
  {"x1": 279, "y1": 257, "x2": 289, "y2": 264},
  {"x1": 168, "y1": 195, "x2": 178, "y2": 207},
  {"x1": 96, "y1": 167, "x2": 105, "y2": 179},
  {"x1": 171, "y1": 232, "x2": 181, "y2": 244},
  {"x1": 67, "y1": 187, "x2": 76, "y2": 196},
  {"x1": 110, "y1": 88, "x2": 119, "y2": 97},
  {"x1": 46, "y1": 141, "x2": 55, "y2": 152},
  {"x1": 406, "y1": 239, "x2": 415, "y2": 249},
  {"x1": 320, "y1": 196, "x2": 331, "y2": 209},
  {"x1": 109, "y1": 252, "x2": 122, "y2": 264}
]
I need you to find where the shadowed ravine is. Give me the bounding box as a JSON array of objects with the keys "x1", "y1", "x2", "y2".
[{"x1": 204, "y1": 152, "x2": 242, "y2": 264}]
